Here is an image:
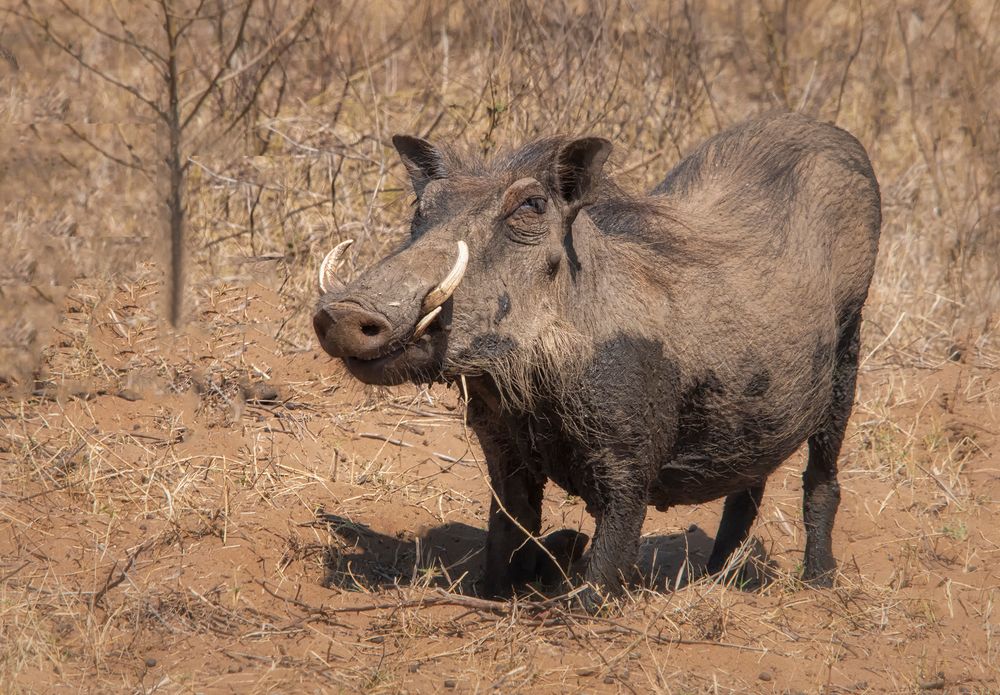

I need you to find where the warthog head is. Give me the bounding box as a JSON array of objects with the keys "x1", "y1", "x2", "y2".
[{"x1": 313, "y1": 135, "x2": 612, "y2": 391}]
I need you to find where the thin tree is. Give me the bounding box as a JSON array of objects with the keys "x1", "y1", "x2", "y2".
[{"x1": 17, "y1": 0, "x2": 315, "y2": 325}]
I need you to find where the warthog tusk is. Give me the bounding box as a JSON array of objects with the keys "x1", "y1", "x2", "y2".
[
  {"x1": 318, "y1": 239, "x2": 354, "y2": 293},
  {"x1": 410, "y1": 306, "x2": 442, "y2": 341},
  {"x1": 421, "y1": 241, "x2": 468, "y2": 314}
]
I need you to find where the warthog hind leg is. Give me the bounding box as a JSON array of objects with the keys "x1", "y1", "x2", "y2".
[
  {"x1": 706, "y1": 484, "x2": 765, "y2": 577},
  {"x1": 802, "y1": 312, "x2": 861, "y2": 586}
]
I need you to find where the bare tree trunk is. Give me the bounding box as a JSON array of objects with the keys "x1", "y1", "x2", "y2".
[{"x1": 164, "y1": 4, "x2": 184, "y2": 326}]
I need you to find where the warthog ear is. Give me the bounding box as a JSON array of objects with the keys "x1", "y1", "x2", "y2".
[
  {"x1": 392, "y1": 134, "x2": 447, "y2": 197},
  {"x1": 556, "y1": 137, "x2": 612, "y2": 207}
]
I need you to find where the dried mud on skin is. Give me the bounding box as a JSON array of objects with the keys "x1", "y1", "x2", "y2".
[{"x1": 1, "y1": 274, "x2": 998, "y2": 694}]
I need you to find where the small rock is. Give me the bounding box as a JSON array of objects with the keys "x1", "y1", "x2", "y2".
[
  {"x1": 687, "y1": 524, "x2": 698, "y2": 533},
  {"x1": 576, "y1": 668, "x2": 596, "y2": 677},
  {"x1": 408, "y1": 662, "x2": 420, "y2": 673},
  {"x1": 369, "y1": 635, "x2": 384, "y2": 644},
  {"x1": 145, "y1": 658, "x2": 157, "y2": 668},
  {"x1": 443, "y1": 679, "x2": 457, "y2": 689},
  {"x1": 603, "y1": 675, "x2": 615, "y2": 684},
  {"x1": 243, "y1": 382, "x2": 280, "y2": 404},
  {"x1": 758, "y1": 671, "x2": 773, "y2": 682},
  {"x1": 117, "y1": 389, "x2": 142, "y2": 402}
]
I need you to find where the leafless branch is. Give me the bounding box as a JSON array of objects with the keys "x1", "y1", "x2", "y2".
[
  {"x1": 65, "y1": 124, "x2": 150, "y2": 173},
  {"x1": 17, "y1": 3, "x2": 168, "y2": 121}
]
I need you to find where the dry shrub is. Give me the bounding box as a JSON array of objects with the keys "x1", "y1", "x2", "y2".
[
  {"x1": 3, "y1": 0, "x2": 996, "y2": 375},
  {"x1": 188, "y1": 0, "x2": 1000, "y2": 368}
]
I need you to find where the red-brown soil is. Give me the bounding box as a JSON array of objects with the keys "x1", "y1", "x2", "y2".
[{"x1": 3, "y1": 272, "x2": 998, "y2": 693}]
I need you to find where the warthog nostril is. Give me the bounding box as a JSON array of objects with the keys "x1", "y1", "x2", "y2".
[{"x1": 314, "y1": 303, "x2": 393, "y2": 359}]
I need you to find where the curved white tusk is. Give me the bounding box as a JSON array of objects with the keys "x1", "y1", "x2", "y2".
[
  {"x1": 421, "y1": 240, "x2": 468, "y2": 314},
  {"x1": 411, "y1": 306, "x2": 442, "y2": 341},
  {"x1": 318, "y1": 239, "x2": 354, "y2": 293}
]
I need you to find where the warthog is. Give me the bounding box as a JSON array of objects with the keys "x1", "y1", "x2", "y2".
[{"x1": 313, "y1": 112, "x2": 881, "y2": 606}]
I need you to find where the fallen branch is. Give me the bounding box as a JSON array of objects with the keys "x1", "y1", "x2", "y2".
[
  {"x1": 257, "y1": 581, "x2": 515, "y2": 616},
  {"x1": 255, "y1": 581, "x2": 777, "y2": 653}
]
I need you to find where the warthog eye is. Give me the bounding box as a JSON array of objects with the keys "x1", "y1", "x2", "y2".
[
  {"x1": 504, "y1": 189, "x2": 548, "y2": 244},
  {"x1": 520, "y1": 196, "x2": 547, "y2": 214}
]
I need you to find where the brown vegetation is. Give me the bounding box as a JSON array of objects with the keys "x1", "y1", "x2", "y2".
[{"x1": 1, "y1": 1, "x2": 998, "y2": 692}]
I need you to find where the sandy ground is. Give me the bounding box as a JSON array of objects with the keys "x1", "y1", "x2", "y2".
[{"x1": 2, "y1": 272, "x2": 998, "y2": 694}]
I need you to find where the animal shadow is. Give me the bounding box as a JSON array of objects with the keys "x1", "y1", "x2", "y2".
[
  {"x1": 316, "y1": 511, "x2": 485, "y2": 592},
  {"x1": 637, "y1": 527, "x2": 779, "y2": 591},
  {"x1": 315, "y1": 511, "x2": 777, "y2": 596}
]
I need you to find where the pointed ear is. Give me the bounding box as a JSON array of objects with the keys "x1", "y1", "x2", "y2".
[
  {"x1": 392, "y1": 134, "x2": 447, "y2": 197},
  {"x1": 555, "y1": 137, "x2": 612, "y2": 206}
]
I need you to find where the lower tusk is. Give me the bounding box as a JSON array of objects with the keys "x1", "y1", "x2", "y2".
[
  {"x1": 411, "y1": 306, "x2": 442, "y2": 341},
  {"x1": 318, "y1": 239, "x2": 354, "y2": 293}
]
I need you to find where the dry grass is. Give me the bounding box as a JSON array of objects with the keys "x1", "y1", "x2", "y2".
[{"x1": 2, "y1": 0, "x2": 1000, "y2": 692}]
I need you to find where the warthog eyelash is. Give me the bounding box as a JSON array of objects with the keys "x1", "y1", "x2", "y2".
[{"x1": 519, "y1": 196, "x2": 547, "y2": 214}]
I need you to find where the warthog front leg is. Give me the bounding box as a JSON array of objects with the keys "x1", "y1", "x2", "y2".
[
  {"x1": 577, "y1": 454, "x2": 650, "y2": 612},
  {"x1": 481, "y1": 463, "x2": 545, "y2": 597},
  {"x1": 476, "y1": 420, "x2": 545, "y2": 597}
]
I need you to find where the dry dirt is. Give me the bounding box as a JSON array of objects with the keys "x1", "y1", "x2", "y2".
[{"x1": 2, "y1": 268, "x2": 999, "y2": 694}]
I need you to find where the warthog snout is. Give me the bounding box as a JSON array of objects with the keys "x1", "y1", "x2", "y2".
[
  {"x1": 312, "y1": 238, "x2": 469, "y2": 386},
  {"x1": 313, "y1": 303, "x2": 393, "y2": 360},
  {"x1": 312, "y1": 239, "x2": 469, "y2": 384}
]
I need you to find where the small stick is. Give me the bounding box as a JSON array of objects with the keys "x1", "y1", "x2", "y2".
[
  {"x1": 360, "y1": 433, "x2": 467, "y2": 465},
  {"x1": 915, "y1": 463, "x2": 965, "y2": 511},
  {"x1": 90, "y1": 543, "x2": 148, "y2": 609},
  {"x1": 259, "y1": 581, "x2": 534, "y2": 615},
  {"x1": 358, "y1": 432, "x2": 413, "y2": 448}
]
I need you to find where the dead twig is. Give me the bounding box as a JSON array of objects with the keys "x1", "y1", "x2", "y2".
[
  {"x1": 358, "y1": 432, "x2": 414, "y2": 448},
  {"x1": 90, "y1": 542, "x2": 150, "y2": 609}
]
